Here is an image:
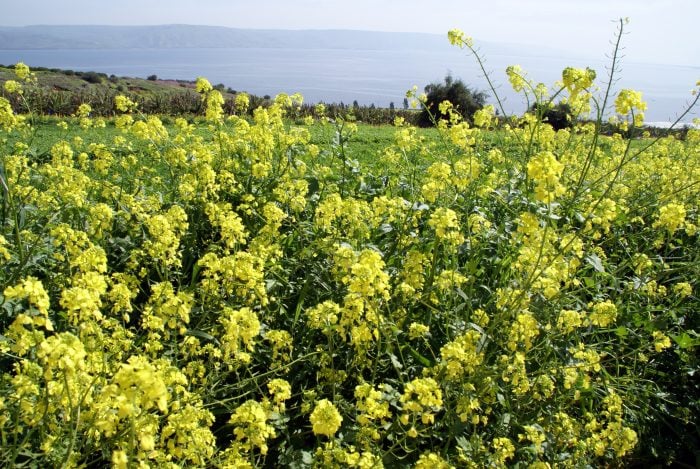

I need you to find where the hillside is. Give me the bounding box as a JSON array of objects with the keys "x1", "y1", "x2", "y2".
[
  {"x1": 0, "y1": 64, "x2": 419, "y2": 124},
  {"x1": 0, "y1": 64, "x2": 200, "y2": 93},
  {"x1": 0, "y1": 64, "x2": 230, "y2": 115}
]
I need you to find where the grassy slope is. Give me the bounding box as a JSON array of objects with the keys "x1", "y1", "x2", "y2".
[{"x1": 0, "y1": 65, "x2": 219, "y2": 97}]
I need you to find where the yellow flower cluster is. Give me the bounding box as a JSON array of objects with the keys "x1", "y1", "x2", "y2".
[
  {"x1": 589, "y1": 300, "x2": 618, "y2": 327},
  {"x1": 428, "y1": 207, "x2": 464, "y2": 248},
  {"x1": 354, "y1": 382, "x2": 392, "y2": 439},
  {"x1": 447, "y1": 28, "x2": 473, "y2": 48},
  {"x1": 220, "y1": 306, "x2": 261, "y2": 365},
  {"x1": 439, "y1": 330, "x2": 484, "y2": 378},
  {"x1": 114, "y1": 94, "x2": 138, "y2": 112},
  {"x1": 653, "y1": 202, "x2": 686, "y2": 235},
  {"x1": 400, "y1": 377, "x2": 443, "y2": 425},
  {"x1": 310, "y1": 398, "x2": 343, "y2": 437},
  {"x1": 230, "y1": 399, "x2": 276, "y2": 454},
  {"x1": 1, "y1": 56, "x2": 697, "y2": 468},
  {"x1": 527, "y1": 151, "x2": 566, "y2": 203}
]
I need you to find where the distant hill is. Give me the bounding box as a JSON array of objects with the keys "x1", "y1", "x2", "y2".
[
  {"x1": 0, "y1": 25, "x2": 451, "y2": 50},
  {"x1": 0, "y1": 24, "x2": 554, "y2": 58}
]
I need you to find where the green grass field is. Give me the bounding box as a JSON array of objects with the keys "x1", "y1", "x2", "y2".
[{"x1": 19, "y1": 116, "x2": 444, "y2": 167}]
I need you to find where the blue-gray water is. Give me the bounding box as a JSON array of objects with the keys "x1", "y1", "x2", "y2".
[{"x1": 0, "y1": 47, "x2": 697, "y2": 123}]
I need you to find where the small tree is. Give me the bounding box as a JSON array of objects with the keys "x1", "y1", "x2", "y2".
[
  {"x1": 418, "y1": 74, "x2": 487, "y2": 127},
  {"x1": 530, "y1": 102, "x2": 574, "y2": 130}
]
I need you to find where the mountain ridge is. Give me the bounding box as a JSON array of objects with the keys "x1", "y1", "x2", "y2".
[
  {"x1": 0, "y1": 24, "x2": 569, "y2": 60},
  {"x1": 0, "y1": 25, "x2": 451, "y2": 51}
]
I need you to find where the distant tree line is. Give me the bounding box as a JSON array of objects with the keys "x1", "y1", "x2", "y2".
[
  {"x1": 0, "y1": 83, "x2": 202, "y2": 116},
  {"x1": 0, "y1": 87, "x2": 423, "y2": 125}
]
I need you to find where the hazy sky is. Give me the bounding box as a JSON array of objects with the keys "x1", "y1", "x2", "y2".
[{"x1": 2, "y1": 0, "x2": 699, "y2": 66}]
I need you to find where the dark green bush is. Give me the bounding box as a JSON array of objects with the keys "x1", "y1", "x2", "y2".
[
  {"x1": 81, "y1": 72, "x2": 105, "y2": 84},
  {"x1": 418, "y1": 74, "x2": 487, "y2": 127},
  {"x1": 530, "y1": 102, "x2": 574, "y2": 130}
]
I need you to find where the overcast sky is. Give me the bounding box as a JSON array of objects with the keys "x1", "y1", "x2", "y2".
[{"x1": 2, "y1": 0, "x2": 699, "y2": 66}]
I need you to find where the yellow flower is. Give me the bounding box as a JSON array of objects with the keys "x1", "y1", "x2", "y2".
[
  {"x1": 205, "y1": 90, "x2": 225, "y2": 121},
  {"x1": 14, "y1": 62, "x2": 31, "y2": 80},
  {"x1": 428, "y1": 208, "x2": 464, "y2": 248},
  {"x1": 220, "y1": 306, "x2": 261, "y2": 363},
  {"x1": 266, "y1": 329, "x2": 293, "y2": 363},
  {"x1": 306, "y1": 300, "x2": 341, "y2": 330},
  {"x1": 195, "y1": 76, "x2": 213, "y2": 93},
  {"x1": 3, "y1": 80, "x2": 22, "y2": 94},
  {"x1": 615, "y1": 89, "x2": 647, "y2": 115},
  {"x1": 4, "y1": 277, "x2": 51, "y2": 315},
  {"x1": 672, "y1": 282, "x2": 692, "y2": 297},
  {"x1": 268, "y1": 379, "x2": 292, "y2": 404},
  {"x1": 492, "y1": 437, "x2": 515, "y2": 464},
  {"x1": 111, "y1": 450, "x2": 128, "y2": 469},
  {"x1": 112, "y1": 355, "x2": 169, "y2": 413},
  {"x1": 355, "y1": 382, "x2": 391, "y2": 425},
  {"x1": 230, "y1": 400, "x2": 276, "y2": 454},
  {"x1": 408, "y1": 322, "x2": 430, "y2": 339},
  {"x1": 557, "y1": 309, "x2": 583, "y2": 334},
  {"x1": 234, "y1": 92, "x2": 250, "y2": 113},
  {"x1": 473, "y1": 104, "x2": 495, "y2": 128},
  {"x1": 653, "y1": 202, "x2": 686, "y2": 235},
  {"x1": 435, "y1": 269, "x2": 468, "y2": 293},
  {"x1": 415, "y1": 451, "x2": 454, "y2": 469},
  {"x1": 0, "y1": 96, "x2": 21, "y2": 130},
  {"x1": 114, "y1": 95, "x2": 137, "y2": 113},
  {"x1": 589, "y1": 300, "x2": 618, "y2": 327},
  {"x1": 507, "y1": 312, "x2": 539, "y2": 351},
  {"x1": 562, "y1": 67, "x2": 596, "y2": 91},
  {"x1": 37, "y1": 332, "x2": 86, "y2": 380},
  {"x1": 518, "y1": 425, "x2": 547, "y2": 454},
  {"x1": 439, "y1": 330, "x2": 483, "y2": 378},
  {"x1": 652, "y1": 331, "x2": 671, "y2": 352},
  {"x1": 400, "y1": 377, "x2": 443, "y2": 413},
  {"x1": 76, "y1": 103, "x2": 92, "y2": 118},
  {"x1": 527, "y1": 151, "x2": 566, "y2": 203},
  {"x1": 310, "y1": 399, "x2": 343, "y2": 437},
  {"x1": 447, "y1": 29, "x2": 465, "y2": 46},
  {"x1": 506, "y1": 65, "x2": 527, "y2": 93},
  {"x1": 346, "y1": 249, "x2": 390, "y2": 299},
  {"x1": 0, "y1": 235, "x2": 11, "y2": 261}
]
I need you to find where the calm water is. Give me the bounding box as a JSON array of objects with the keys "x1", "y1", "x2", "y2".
[{"x1": 1, "y1": 47, "x2": 697, "y2": 122}]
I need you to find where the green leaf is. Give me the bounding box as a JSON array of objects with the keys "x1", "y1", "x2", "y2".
[
  {"x1": 585, "y1": 254, "x2": 604, "y2": 272},
  {"x1": 185, "y1": 329, "x2": 220, "y2": 346},
  {"x1": 671, "y1": 332, "x2": 699, "y2": 349}
]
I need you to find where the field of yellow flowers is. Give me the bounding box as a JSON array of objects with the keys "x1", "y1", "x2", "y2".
[{"x1": 1, "y1": 28, "x2": 699, "y2": 468}]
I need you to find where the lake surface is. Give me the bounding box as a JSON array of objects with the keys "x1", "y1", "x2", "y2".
[{"x1": 0, "y1": 47, "x2": 697, "y2": 122}]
